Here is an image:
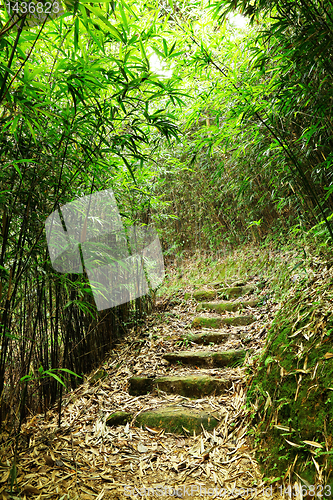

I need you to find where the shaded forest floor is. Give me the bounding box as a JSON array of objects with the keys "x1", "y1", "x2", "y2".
[{"x1": 0, "y1": 265, "x2": 288, "y2": 499}]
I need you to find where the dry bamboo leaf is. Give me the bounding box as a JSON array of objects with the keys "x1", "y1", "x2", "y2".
[
  {"x1": 22, "y1": 485, "x2": 40, "y2": 495},
  {"x1": 264, "y1": 391, "x2": 272, "y2": 410},
  {"x1": 137, "y1": 442, "x2": 148, "y2": 453},
  {"x1": 312, "y1": 456, "x2": 320, "y2": 474},
  {"x1": 303, "y1": 440, "x2": 323, "y2": 448},
  {"x1": 285, "y1": 439, "x2": 302, "y2": 448},
  {"x1": 145, "y1": 426, "x2": 161, "y2": 435},
  {"x1": 273, "y1": 424, "x2": 295, "y2": 432},
  {"x1": 0, "y1": 470, "x2": 10, "y2": 483},
  {"x1": 95, "y1": 488, "x2": 105, "y2": 500},
  {"x1": 323, "y1": 352, "x2": 333, "y2": 360}
]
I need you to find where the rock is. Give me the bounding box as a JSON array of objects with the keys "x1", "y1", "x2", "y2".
[
  {"x1": 209, "y1": 280, "x2": 246, "y2": 288},
  {"x1": 191, "y1": 317, "x2": 223, "y2": 328},
  {"x1": 183, "y1": 331, "x2": 230, "y2": 344},
  {"x1": 196, "y1": 299, "x2": 258, "y2": 313},
  {"x1": 230, "y1": 281, "x2": 247, "y2": 287},
  {"x1": 129, "y1": 374, "x2": 231, "y2": 397},
  {"x1": 223, "y1": 315, "x2": 255, "y2": 326},
  {"x1": 106, "y1": 411, "x2": 133, "y2": 426},
  {"x1": 128, "y1": 376, "x2": 155, "y2": 395},
  {"x1": 207, "y1": 281, "x2": 227, "y2": 289},
  {"x1": 192, "y1": 285, "x2": 255, "y2": 302},
  {"x1": 193, "y1": 290, "x2": 217, "y2": 301},
  {"x1": 163, "y1": 349, "x2": 247, "y2": 367},
  {"x1": 135, "y1": 406, "x2": 219, "y2": 435},
  {"x1": 191, "y1": 315, "x2": 255, "y2": 328},
  {"x1": 218, "y1": 285, "x2": 255, "y2": 298},
  {"x1": 106, "y1": 405, "x2": 221, "y2": 435}
]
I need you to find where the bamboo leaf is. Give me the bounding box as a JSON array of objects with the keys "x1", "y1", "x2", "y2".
[{"x1": 119, "y1": 2, "x2": 128, "y2": 30}]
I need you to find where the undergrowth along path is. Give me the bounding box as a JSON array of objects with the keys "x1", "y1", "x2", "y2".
[{"x1": 1, "y1": 278, "x2": 285, "y2": 499}]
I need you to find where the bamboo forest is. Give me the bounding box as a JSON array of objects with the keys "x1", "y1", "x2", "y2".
[{"x1": 0, "y1": 0, "x2": 333, "y2": 497}]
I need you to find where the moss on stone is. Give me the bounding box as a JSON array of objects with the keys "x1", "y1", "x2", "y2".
[
  {"x1": 128, "y1": 376, "x2": 155, "y2": 395},
  {"x1": 106, "y1": 411, "x2": 133, "y2": 426},
  {"x1": 135, "y1": 406, "x2": 219, "y2": 435},
  {"x1": 211, "y1": 349, "x2": 247, "y2": 366},
  {"x1": 191, "y1": 284, "x2": 255, "y2": 302},
  {"x1": 197, "y1": 300, "x2": 258, "y2": 313},
  {"x1": 218, "y1": 285, "x2": 255, "y2": 298},
  {"x1": 129, "y1": 374, "x2": 230, "y2": 397},
  {"x1": 163, "y1": 349, "x2": 247, "y2": 367},
  {"x1": 191, "y1": 316, "x2": 223, "y2": 328},
  {"x1": 193, "y1": 290, "x2": 217, "y2": 301},
  {"x1": 157, "y1": 375, "x2": 231, "y2": 397},
  {"x1": 184, "y1": 331, "x2": 230, "y2": 344},
  {"x1": 191, "y1": 315, "x2": 255, "y2": 328},
  {"x1": 222, "y1": 315, "x2": 255, "y2": 326}
]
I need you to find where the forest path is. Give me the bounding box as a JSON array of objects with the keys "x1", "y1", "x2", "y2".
[{"x1": 15, "y1": 279, "x2": 284, "y2": 500}]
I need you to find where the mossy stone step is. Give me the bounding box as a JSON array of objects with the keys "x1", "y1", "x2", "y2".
[
  {"x1": 183, "y1": 331, "x2": 230, "y2": 344},
  {"x1": 106, "y1": 411, "x2": 133, "y2": 426},
  {"x1": 163, "y1": 349, "x2": 247, "y2": 367},
  {"x1": 129, "y1": 374, "x2": 231, "y2": 397},
  {"x1": 209, "y1": 280, "x2": 246, "y2": 289},
  {"x1": 192, "y1": 290, "x2": 217, "y2": 301},
  {"x1": 136, "y1": 406, "x2": 219, "y2": 435},
  {"x1": 106, "y1": 407, "x2": 220, "y2": 435},
  {"x1": 191, "y1": 315, "x2": 255, "y2": 328},
  {"x1": 220, "y1": 285, "x2": 255, "y2": 298},
  {"x1": 196, "y1": 299, "x2": 258, "y2": 313},
  {"x1": 192, "y1": 285, "x2": 255, "y2": 302}
]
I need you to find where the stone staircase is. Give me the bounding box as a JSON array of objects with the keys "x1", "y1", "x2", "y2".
[
  {"x1": 106, "y1": 279, "x2": 263, "y2": 435},
  {"x1": 16, "y1": 276, "x2": 274, "y2": 500}
]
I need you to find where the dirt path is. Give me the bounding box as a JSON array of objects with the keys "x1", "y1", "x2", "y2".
[{"x1": 1, "y1": 278, "x2": 285, "y2": 499}]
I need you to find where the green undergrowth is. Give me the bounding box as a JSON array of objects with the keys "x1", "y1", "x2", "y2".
[
  {"x1": 158, "y1": 232, "x2": 329, "y2": 304},
  {"x1": 248, "y1": 260, "x2": 333, "y2": 489}
]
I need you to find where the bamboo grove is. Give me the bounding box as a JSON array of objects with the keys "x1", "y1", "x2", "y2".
[{"x1": 0, "y1": 0, "x2": 182, "y2": 427}]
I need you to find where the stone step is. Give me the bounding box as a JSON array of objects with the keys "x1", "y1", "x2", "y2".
[
  {"x1": 106, "y1": 406, "x2": 220, "y2": 435},
  {"x1": 192, "y1": 290, "x2": 217, "y2": 301},
  {"x1": 192, "y1": 285, "x2": 255, "y2": 302},
  {"x1": 220, "y1": 285, "x2": 255, "y2": 298},
  {"x1": 106, "y1": 411, "x2": 133, "y2": 427},
  {"x1": 136, "y1": 406, "x2": 219, "y2": 435},
  {"x1": 183, "y1": 331, "x2": 230, "y2": 344},
  {"x1": 163, "y1": 349, "x2": 247, "y2": 367},
  {"x1": 191, "y1": 315, "x2": 255, "y2": 328},
  {"x1": 196, "y1": 299, "x2": 258, "y2": 313},
  {"x1": 128, "y1": 374, "x2": 231, "y2": 397},
  {"x1": 208, "y1": 280, "x2": 246, "y2": 289}
]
